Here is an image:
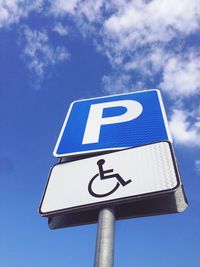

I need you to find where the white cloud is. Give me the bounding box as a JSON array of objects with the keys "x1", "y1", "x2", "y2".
[
  {"x1": 161, "y1": 52, "x2": 200, "y2": 98},
  {"x1": 50, "y1": 0, "x2": 79, "y2": 16},
  {"x1": 21, "y1": 26, "x2": 70, "y2": 84},
  {"x1": 169, "y1": 108, "x2": 200, "y2": 146},
  {"x1": 102, "y1": 0, "x2": 200, "y2": 52},
  {"x1": 53, "y1": 22, "x2": 68, "y2": 36},
  {"x1": 102, "y1": 70, "x2": 147, "y2": 94},
  {"x1": 122, "y1": 47, "x2": 169, "y2": 77},
  {"x1": 0, "y1": 0, "x2": 43, "y2": 28},
  {"x1": 62, "y1": 0, "x2": 199, "y2": 99},
  {"x1": 76, "y1": 0, "x2": 104, "y2": 22},
  {"x1": 50, "y1": 0, "x2": 104, "y2": 22},
  {"x1": 102, "y1": 73, "x2": 133, "y2": 94},
  {"x1": 99, "y1": 0, "x2": 200, "y2": 98},
  {"x1": 195, "y1": 160, "x2": 200, "y2": 174}
]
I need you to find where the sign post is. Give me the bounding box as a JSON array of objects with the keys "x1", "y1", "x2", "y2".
[{"x1": 94, "y1": 208, "x2": 115, "y2": 267}]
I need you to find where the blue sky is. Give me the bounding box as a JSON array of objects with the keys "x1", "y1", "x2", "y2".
[{"x1": 1, "y1": 0, "x2": 200, "y2": 266}]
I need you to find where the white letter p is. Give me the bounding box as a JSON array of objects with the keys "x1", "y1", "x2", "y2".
[{"x1": 82, "y1": 100, "x2": 143, "y2": 144}]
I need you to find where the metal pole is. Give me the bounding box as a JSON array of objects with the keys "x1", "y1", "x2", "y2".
[{"x1": 94, "y1": 208, "x2": 115, "y2": 267}]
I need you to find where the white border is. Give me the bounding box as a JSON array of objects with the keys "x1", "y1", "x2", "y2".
[
  {"x1": 157, "y1": 90, "x2": 172, "y2": 142},
  {"x1": 53, "y1": 89, "x2": 172, "y2": 158}
]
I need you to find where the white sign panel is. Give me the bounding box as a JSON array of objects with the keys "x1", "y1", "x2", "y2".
[{"x1": 40, "y1": 142, "x2": 180, "y2": 216}]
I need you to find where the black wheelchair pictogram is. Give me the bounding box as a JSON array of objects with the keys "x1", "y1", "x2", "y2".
[{"x1": 88, "y1": 159, "x2": 132, "y2": 198}]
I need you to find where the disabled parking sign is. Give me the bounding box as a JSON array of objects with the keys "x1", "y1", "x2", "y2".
[
  {"x1": 40, "y1": 141, "x2": 187, "y2": 226},
  {"x1": 40, "y1": 90, "x2": 188, "y2": 229},
  {"x1": 53, "y1": 89, "x2": 172, "y2": 157}
]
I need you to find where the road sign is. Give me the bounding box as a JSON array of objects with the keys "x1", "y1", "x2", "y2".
[
  {"x1": 53, "y1": 89, "x2": 172, "y2": 158},
  {"x1": 40, "y1": 142, "x2": 187, "y2": 228}
]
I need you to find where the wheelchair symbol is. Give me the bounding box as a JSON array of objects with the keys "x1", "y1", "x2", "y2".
[{"x1": 88, "y1": 159, "x2": 132, "y2": 198}]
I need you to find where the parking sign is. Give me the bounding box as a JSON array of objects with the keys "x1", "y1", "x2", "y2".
[{"x1": 53, "y1": 89, "x2": 172, "y2": 157}]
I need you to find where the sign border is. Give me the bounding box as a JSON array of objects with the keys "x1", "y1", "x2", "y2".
[{"x1": 53, "y1": 89, "x2": 172, "y2": 158}]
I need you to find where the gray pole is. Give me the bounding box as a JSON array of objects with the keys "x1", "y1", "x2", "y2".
[{"x1": 94, "y1": 208, "x2": 115, "y2": 267}]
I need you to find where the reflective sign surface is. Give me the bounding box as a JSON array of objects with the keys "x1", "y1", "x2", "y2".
[
  {"x1": 41, "y1": 142, "x2": 180, "y2": 215},
  {"x1": 53, "y1": 90, "x2": 172, "y2": 157}
]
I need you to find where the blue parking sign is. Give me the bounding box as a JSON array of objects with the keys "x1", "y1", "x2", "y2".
[{"x1": 53, "y1": 89, "x2": 172, "y2": 157}]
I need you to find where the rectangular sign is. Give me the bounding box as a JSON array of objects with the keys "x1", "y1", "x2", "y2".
[
  {"x1": 53, "y1": 89, "x2": 172, "y2": 158},
  {"x1": 40, "y1": 142, "x2": 181, "y2": 216}
]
